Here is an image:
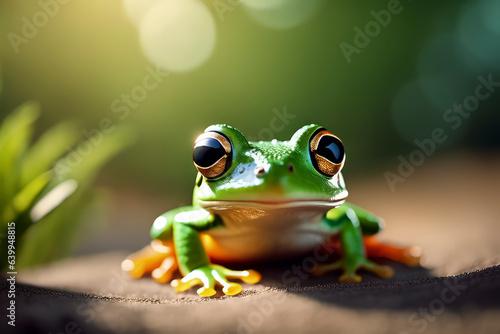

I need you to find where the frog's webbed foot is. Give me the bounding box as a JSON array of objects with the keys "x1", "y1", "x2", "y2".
[
  {"x1": 171, "y1": 264, "x2": 261, "y2": 297},
  {"x1": 121, "y1": 240, "x2": 178, "y2": 283},
  {"x1": 312, "y1": 255, "x2": 394, "y2": 283},
  {"x1": 364, "y1": 236, "x2": 422, "y2": 267}
]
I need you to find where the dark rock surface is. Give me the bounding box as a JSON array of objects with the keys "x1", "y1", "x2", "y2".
[{"x1": 0, "y1": 253, "x2": 498, "y2": 334}]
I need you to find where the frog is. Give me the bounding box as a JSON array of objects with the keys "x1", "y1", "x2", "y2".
[{"x1": 122, "y1": 124, "x2": 421, "y2": 297}]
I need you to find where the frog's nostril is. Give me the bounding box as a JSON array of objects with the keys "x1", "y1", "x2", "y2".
[
  {"x1": 255, "y1": 167, "x2": 266, "y2": 177},
  {"x1": 288, "y1": 165, "x2": 294, "y2": 173}
]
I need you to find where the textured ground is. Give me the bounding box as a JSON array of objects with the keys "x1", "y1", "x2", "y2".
[{"x1": 2, "y1": 152, "x2": 500, "y2": 333}]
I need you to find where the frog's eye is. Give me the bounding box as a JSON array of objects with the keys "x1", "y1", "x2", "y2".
[
  {"x1": 309, "y1": 130, "x2": 345, "y2": 177},
  {"x1": 193, "y1": 131, "x2": 232, "y2": 179}
]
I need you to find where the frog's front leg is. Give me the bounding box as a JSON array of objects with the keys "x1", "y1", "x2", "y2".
[
  {"x1": 123, "y1": 207, "x2": 260, "y2": 297},
  {"x1": 171, "y1": 223, "x2": 261, "y2": 297},
  {"x1": 171, "y1": 217, "x2": 261, "y2": 297},
  {"x1": 314, "y1": 208, "x2": 394, "y2": 283},
  {"x1": 122, "y1": 207, "x2": 195, "y2": 283}
]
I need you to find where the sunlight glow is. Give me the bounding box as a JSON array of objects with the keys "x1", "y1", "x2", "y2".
[
  {"x1": 123, "y1": 0, "x2": 163, "y2": 26},
  {"x1": 30, "y1": 179, "x2": 78, "y2": 222},
  {"x1": 139, "y1": 0, "x2": 216, "y2": 72}
]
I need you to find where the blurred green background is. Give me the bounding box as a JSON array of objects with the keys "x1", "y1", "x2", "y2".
[{"x1": 0, "y1": 0, "x2": 499, "y2": 258}]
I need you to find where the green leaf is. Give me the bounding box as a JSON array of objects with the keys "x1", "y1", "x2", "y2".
[
  {"x1": 20, "y1": 122, "x2": 79, "y2": 187},
  {"x1": 2, "y1": 171, "x2": 52, "y2": 223},
  {"x1": 0, "y1": 101, "x2": 39, "y2": 217},
  {"x1": 16, "y1": 125, "x2": 134, "y2": 267},
  {"x1": 16, "y1": 190, "x2": 90, "y2": 268}
]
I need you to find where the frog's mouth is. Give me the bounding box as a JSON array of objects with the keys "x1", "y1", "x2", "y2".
[{"x1": 198, "y1": 197, "x2": 347, "y2": 210}]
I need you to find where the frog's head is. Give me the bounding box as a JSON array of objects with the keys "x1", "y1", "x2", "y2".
[{"x1": 192, "y1": 124, "x2": 348, "y2": 210}]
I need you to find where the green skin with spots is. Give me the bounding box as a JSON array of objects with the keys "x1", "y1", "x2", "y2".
[{"x1": 150, "y1": 124, "x2": 386, "y2": 286}]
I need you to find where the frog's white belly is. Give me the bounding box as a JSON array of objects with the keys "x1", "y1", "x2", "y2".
[{"x1": 201, "y1": 200, "x2": 342, "y2": 262}]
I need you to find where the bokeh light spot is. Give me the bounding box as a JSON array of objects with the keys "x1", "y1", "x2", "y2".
[
  {"x1": 479, "y1": 0, "x2": 500, "y2": 35},
  {"x1": 123, "y1": 0, "x2": 163, "y2": 27},
  {"x1": 458, "y1": 3, "x2": 500, "y2": 71},
  {"x1": 241, "y1": 0, "x2": 287, "y2": 10},
  {"x1": 139, "y1": 0, "x2": 216, "y2": 72},
  {"x1": 243, "y1": 0, "x2": 326, "y2": 30}
]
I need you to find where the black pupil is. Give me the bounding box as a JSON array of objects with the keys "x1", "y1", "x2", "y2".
[
  {"x1": 316, "y1": 135, "x2": 344, "y2": 164},
  {"x1": 193, "y1": 138, "x2": 226, "y2": 167}
]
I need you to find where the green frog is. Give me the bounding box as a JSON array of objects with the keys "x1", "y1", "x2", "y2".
[{"x1": 122, "y1": 124, "x2": 420, "y2": 297}]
